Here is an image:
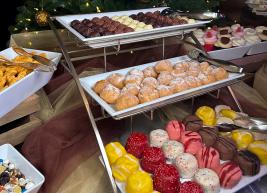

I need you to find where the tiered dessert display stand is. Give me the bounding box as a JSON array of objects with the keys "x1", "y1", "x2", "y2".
[{"x1": 48, "y1": 8, "x2": 258, "y2": 193}]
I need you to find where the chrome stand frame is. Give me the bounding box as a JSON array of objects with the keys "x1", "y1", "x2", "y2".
[{"x1": 49, "y1": 17, "x2": 251, "y2": 193}]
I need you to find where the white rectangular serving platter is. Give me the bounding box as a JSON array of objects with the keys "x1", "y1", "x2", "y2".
[
  {"x1": 0, "y1": 144, "x2": 45, "y2": 193},
  {"x1": 209, "y1": 45, "x2": 252, "y2": 61},
  {"x1": 116, "y1": 166, "x2": 267, "y2": 193},
  {"x1": 55, "y1": 7, "x2": 210, "y2": 45},
  {"x1": 0, "y1": 48, "x2": 62, "y2": 118},
  {"x1": 247, "y1": 41, "x2": 267, "y2": 55},
  {"x1": 80, "y1": 55, "x2": 245, "y2": 119}
]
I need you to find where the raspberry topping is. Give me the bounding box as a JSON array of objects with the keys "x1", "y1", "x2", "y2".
[
  {"x1": 206, "y1": 31, "x2": 213, "y2": 38},
  {"x1": 236, "y1": 27, "x2": 242, "y2": 32},
  {"x1": 126, "y1": 132, "x2": 148, "y2": 158},
  {"x1": 180, "y1": 181, "x2": 204, "y2": 193}
]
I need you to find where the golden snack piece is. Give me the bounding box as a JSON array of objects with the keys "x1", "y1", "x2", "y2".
[
  {"x1": 115, "y1": 94, "x2": 139, "y2": 111},
  {"x1": 93, "y1": 79, "x2": 109, "y2": 94}
]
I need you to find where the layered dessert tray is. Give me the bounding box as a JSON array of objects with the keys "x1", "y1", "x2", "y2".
[
  {"x1": 188, "y1": 24, "x2": 267, "y2": 60},
  {"x1": 55, "y1": 7, "x2": 210, "y2": 47},
  {"x1": 80, "y1": 56, "x2": 245, "y2": 120},
  {"x1": 104, "y1": 105, "x2": 267, "y2": 193}
]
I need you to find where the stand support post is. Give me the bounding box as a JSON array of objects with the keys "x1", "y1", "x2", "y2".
[
  {"x1": 227, "y1": 86, "x2": 244, "y2": 113},
  {"x1": 48, "y1": 18, "x2": 118, "y2": 193}
]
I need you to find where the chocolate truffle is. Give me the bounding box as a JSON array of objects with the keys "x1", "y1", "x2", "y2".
[
  {"x1": 198, "y1": 127, "x2": 218, "y2": 147},
  {"x1": 234, "y1": 150, "x2": 260, "y2": 176},
  {"x1": 213, "y1": 136, "x2": 237, "y2": 161},
  {"x1": 182, "y1": 115, "x2": 203, "y2": 132}
]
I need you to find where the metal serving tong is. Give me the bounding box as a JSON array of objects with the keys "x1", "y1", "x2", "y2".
[
  {"x1": 217, "y1": 117, "x2": 267, "y2": 133},
  {"x1": 178, "y1": 33, "x2": 244, "y2": 73},
  {"x1": 11, "y1": 47, "x2": 57, "y2": 72}
]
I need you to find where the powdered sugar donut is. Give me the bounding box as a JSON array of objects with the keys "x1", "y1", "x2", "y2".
[
  {"x1": 121, "y1": 83, "x2": 140, "y2": 96},
  {"x1": 128, "y1": 68, "x2": 144, "y2": 78},
  {"x1": 162, "y1": 140, "x2": 184, "y2": 161},
  {"x1": 143, "y1": 66, "x2": 158, "y2": 78},
  {"x1": 141, "y1": 77, "x2": 158, "y2": 88},
  {"x1": 100, "y1": 84, "x2": 121, "y2": 104},
  {"x1": 125, "y1": 74, "x2": 143, "y2": 85},
  {"x1": 150, "y1": 129, "x2": 169, "y2": 148},
  {"x1": 175, "y1": 153, "x2": 198, "y2": 179},
  {"x1": 157, "y1": 85, "x2": 173, "y2": 97},
  {"x1": 107, "y1": 73, "x2": 125, "y2": 89},
  {"x1": 170, "y1": 78, "x2": 189, "y2": 93},
  {"x1": 157, "y1": 71, "x2": 173, "y2": 85},
  {"x1": 154, "y1": 60, "x2": 173, "y2": 73}
]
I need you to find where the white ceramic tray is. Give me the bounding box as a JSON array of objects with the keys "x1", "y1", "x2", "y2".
[
  {"x1": 209, "y1": 45, "x2": 252, "y2": 61},
  {"x1": 0, "y1": 144, "x2": 45, "y2": 193},
  {"x1": 116, "y1": 165, "x2": 267, "y2": 193},
  {"x1": 80, "y1": 55, "x2": 245, "y2": 119},
  {"x1": 0, "y1": 48, "x2": 62, "y2": 118},
  {"x1": 247, "y1": 41, "x2": 267, "y2": 55},
  {"x1": 55, "y1": 7, "x2": 210, "y2": 45}
]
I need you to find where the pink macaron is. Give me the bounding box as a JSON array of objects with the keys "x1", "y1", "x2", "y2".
[
  {"x1": 232, "y1": 26, "x2": 245, "y2": 38},
  {"x1": 165, "y1": 120, "x2": 185, "y2": 141},
  {"x1": 181, "y1": 131, "x2": 203, "y2": 155},
  {"x1": 196, "y1": 146, "x2": 221, "y2": 172}
]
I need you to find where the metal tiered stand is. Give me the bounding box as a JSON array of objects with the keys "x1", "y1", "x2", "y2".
[{"x1": 48, "y1": 14, "x2": 251, "y2": 193}]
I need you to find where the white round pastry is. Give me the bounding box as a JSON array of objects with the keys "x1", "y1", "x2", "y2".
[
  {"x1": 137, "y1": 22, "x2": 146, "y2": 28},
  {"x1": 231, "y1": 24, "x2": 241, "y2": 31},
  {"x1": 188, "y1": 19, "x2": 196, "y2": 24},
  {"x1": 129, "y1": 24, "x2": 136, "y2": 29},
  {"x1": 121, "y1": 15, "x2": 128, "y2": 20},
  {"x1": 162, "y1": 140, "x2": 184, "y2": 161},
  {"x1": 117, "y1": 18, "x2": 124, "y2": 23},
  {"x1": 244, "y1": 34, "x2": 261, "y2": 45},
  {"x1": 131, "y1": 20, "x2": 139, "y2": 25},
  {"x1": 231, "y1": 37, "x2": 246, "y2": 47},
  {"x1": 111, "y1": 16, "x2": 119, "y2": 20},
  {"x1": 150, "y1": 129, "x2": 169, "y2": 148},
  {"x1": 244, "y1": 28, "x2": 257, "y2": 36},
  {"x1": 123, "y1": 20, "x2": 131, "y2": 26},
  {"x1": 255, "y1": 26, "x2": 267, "y2": 33},
  {"x1": 135, "y1": 27, "x2": 144, "y2": 32},
  {"x1": 175, "y1": 153, "x2": 198, "y2": 179},
  {"x1": 193, "y1": 29, "x2": 205, "y2": 38},
  {"x1": 194, "y1": 168, "x2": 220, "y2": 193}
]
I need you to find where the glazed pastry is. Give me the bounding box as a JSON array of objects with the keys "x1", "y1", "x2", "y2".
[
  {"x1": 126, "y1": 171, "x2": 153, "y2": 193},
  {"x1": 157, "y1": 71, "x2": 173, "y2": 85},
  {"x1": 232, "y1": 26, "x2": 245, "y2": 38},
  {"x1": 107, "y1": 73, "x2": 125, "y2": 89},
  {"x1": 162, "y1": 140, "x2": 184, "y2": 161},
  {"x1": 196, "y1": 146, "x2": 220, "y2": 171},
  {"x1": 153, "y1": 164, "x2": 180, "y2": 193},
  {"x1": 234, "y1": 150, "x2": 260, "y2": 176},
  {"x1": 154, "y1": 60, "x2": 173, "y2": 73},
  {"x1": 112, "y1": 153, "x2": 139, "y2": 182},
  {"x1": 196, "y1": 106, "x2": 216, "y2": 126},
  {"x1": 143, "y1": 66, "x2": 157, "y2": 78},
  {"x1": 157, "y1": 85, "x2": 173, "y2": 97},
  {"x1": 93, "y1": 80, "x2": 109, "y2": 94},
  {"x1": 194, "y1": 168, "x2": 220, "y2": 193},
  {"x1": 203, "y1": 31, "x2": 217, "y2": 51},
  {"x1": 181, "y1": 131, "x2": 203, "y2": 155},
  {"x1": 126, "y1": 132, "x2": 149, "y2": 158},
  {"x1": 255, "y1": 26, "x2": 267, "y2": 33},
  {"x1": 138, "y1": 86, "x2": 159, "y2": 103},
  {"x1": 198, "y1": 73, "x2": 216, "y2": 85},
  {"x1": 218, "y1": 26, "x2": 231, "y2": 35},
  {"x1": 216, "y1": 117, "x2": 234, "y2": 125},
  {"x1": 219, "y1": 109, "x2": 237, "y2": 120},
  {"x1": 231, "y1": 130, "x2": 254, "y2": 149},
  {"x1": 105, "y1": 142, "x2": 127, "y2": 164},
  {"x1": 128, "y1": 69, "x2": 144, "y2": 78},
  {"x1": 180, "y1": 181, "x2": 204, "y2": 193},
  {"x1": 231, "y1": 37, "x2": 246, "y2": 47},
  {"x1": 217, "y1": 161, "x2": 242, "y2": 189},
  {"x1": 182, "y1": 115, "x2": 203, "y2": 132},
  {"x1": 244, "y1": 34, "x2": 261, "y2": 45},
  {"x1": 125, "y1": 74, "x2": 143, "y2": 85},
  {"x1": 165, "y1": 120, "x2": 185, "y2": 141},
  {"x1": 141, "y1": 77, "x2": 158, "y2": 88},
  {"x1": 121, "y1": 83, "x2": 140, "y2": 96},
  {"x1": 100, "y1": 84, "x2": 120, "y2": 104},
  {"x1": 248, "y1": 140, "x2": 267, "y2": 164},
  {"x1": 170, "y1": 78, "x2": 189, "y2": 93},
  {"x1": 115, "y1": 94, "x2": 139, "y2": 110},
  {"x1": 215, "y1": 36, "x2": 233, "y2": 48},
  {"x1": 198, "y1": 127, "x2": 218, "y2": 147},
  {"x1": 175, "y1": 152, "x2": 198, "y2": 179},
  {"x1": 212, "y1": 67, "x2": 229, "y2": 81},
  {"x1": 150, "y1": 129, "x2": 169, "y2": 148},
  {"x1": 141, "y1": 147, "x2": 165, "y2": 173},
  {"x1": 213, "y1": 136, "x2": 237, "y2": 160}
]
